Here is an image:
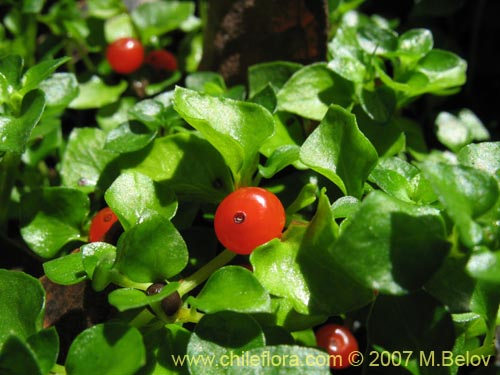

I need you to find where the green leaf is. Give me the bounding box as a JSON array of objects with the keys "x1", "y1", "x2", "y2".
[
  {"x1": 415, "y1": 49, "x2": 467, "y2": 90},
  {"x1": 327, "y1": 55, "x2": 366, "y2": 83},
  {"x1": 131, "y1": 1, "x2": 194, "y2": 43},
  {"x1": 299, "y1": 105, "x2": 378, "y2": 198},
  {"x1": 69, "y1": 75, "x2": 127, "y2": 109},
  {"x1": 187, "y1": 311, "x2": 265, "y2": 375},
  {"x1": 436, "y1": 109, "x2": 489, "y2": 152},
  {"x1": 81, "y1": 242, "x2": 116, "y2": 279},
  {"x1": 0, "y1": 270, "x2": 45, "y2": 351},
  {"x1": 0, "y1": 55, "x2": 23, "y2": 93},
  {"x1": 260, "y1": 112, "x2": 304, "y2": 158},
  {"x1": 457, "y1": 142, "x2": 500, "y2": 178},
  {"x1": 185, "y1": 72, "x2": 226, "y2": 94},
  {"x1": 104, "y1": 13, "x2": 136, "y2": 43},
  {"x1": 369, "y1": 157, "x2": 418, "y2": 202},
  {"x1": 333, "y1": 191, "x2": 449, "y2": 294},
  {"x1": 108, "y1": 282, "x2": 180, "y2": 312},
  {"x1": 467, "y1": 247, "x2": 500, "y2": 284},
  {"x1": 259, "y1": 145, "x2": 301, "y2": 179},
  {"x1": 249, "y1": 84, "x2": 277, "y2": 112},
  {"x1": 115, "y1": 215, "x2": 188, "y2": 283},
  {"x1": 360, "y1": 86, "x2": 396, "y2": 123},
  {"x1": 189, "y1": 266, "x2": 272, "y2": 314},
  {"x1": 138, "y1": 325, "x2": 190, "y2": 375},
  {"x1": 26, "y1": 328, "x2": 59, "y2": 375},
  {"x1": 277, "y1": 63, "x2": 354, "y2": 121},
  {"x1": 227, "y1": 345, "x2": 331, "y2": 375},
  {"x1": 121, "y1": 132, "x2": 233, "y2": 203},
  {"x1": 65, "y1": 323, "x2": 146, "y2": 375},
  {"x1": 127, "y1": 98, "x2": 168, "y2": 131},
  {"x1": 0, "y1": 89, "x2": 45, "y2": 153},
  {"x1": 60, "y1": 127, "x2": 117, "y2": 194},
  {"x1": 397, "y1": 28, "x2": 434, "y2": 62},
  {"x1": 19, "y1": 57, "x2": 70, "y2": 95},
  {"x1": 20, "y1": 187, "x2": 89, "y2": 258},
  {"x1": 425, "y1": 256, "x2": 476, "y2": 313},
  {"x1": 369, "y1": 291, "x2": 455, "y2": 375},
  {"x1": 420, "y1": 161, "x2": 499, "y2": 247},
  {"x1": 105, "y1": 171, "x2": 177, "y2": 230},
  {"x1": 356, "y1": 24, "x2": 398, "y2": 55},
  {"x1": 252, "y1": 192, "x2": 374, "y2": 315},
  {"x1": 0, "y1": 335, "x2": 42, "y2": 375},
  {"x1": 38, "y1": 72, "x2": 79, "y2": 109},
  {"x1": 104, "y1": 121, "x2": 157, "y2": 153},
  {"x1": 87, "y1": 0, "x2": 125, "y2": 19},
  {"x1": 97, "y1": 97, "x2": 137, "y2": 132},
  {"x1": 173, "y1": 87, "x2": 274, "y2": 185},
  {"x1": 43, "y1": 252, "x2": 86, "y2": 285},
  {"x1": 248, "y1": 61, "x2": 302, "y2": 98}
]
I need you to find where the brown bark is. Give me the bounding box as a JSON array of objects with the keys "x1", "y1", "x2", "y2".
[{"x1": 199, "y1": 0, "x2": 328, "y2": 86}]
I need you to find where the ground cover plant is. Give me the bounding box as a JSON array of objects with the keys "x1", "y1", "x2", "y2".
[{"x1": 0, "y1": 0, "x2": 499, "y2": 374}]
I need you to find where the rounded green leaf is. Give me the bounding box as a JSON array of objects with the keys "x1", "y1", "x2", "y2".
[
  {"x1": 173, "y1": 87, "x2": 274, "y2": 185},
  {"x1": 420, "y1": 162, "x2": 499, "y2": 247},
  {"x1": 38, "y1": 72, "x2": 78, "y2": 109},
  {"x1": 131, "y1": 1, "x2": 194, "y2": 42},
  {"x1": 43, "y1": 253, "x2": 86, "y2": 285},
  {"x1": 0, "y1": 270, "x2": 45, "y2": 350},
  {"x1": 457, "y1": 142, "x2": 500, "y2": 177},
  {"x1": 81, "y1": 242, "x2": 116, "y2": 279},
  {"x1": 277, "y1": 63, "x2": 354, "y2": 121},
  {"x1": 20, "y1": 187, "x2": 89, "y2": 258},
  {"x1": 65, "y1": 323, "x2": 146, "y2": 375},
  {"x1": 69, "y1": 75, "x2": 128, "y2": 109},
  {"x1": 60, "y1": 127, "x2": 118, "y2": 194},
  {"x1": 333, "y1": 191, "x2": 450, "y2": 294},
  {"x1": 416, "y1": 49, "x2": 467, "y2": 89},
  {"x1": 0, "y1": 335, "x2": 43, "y2": 375},
  {"x1": 467, "y1": 247, "x2": 500, "y2": 284},
  {"x1": 115, "y1": 215, "x2": 188, "y2": 282},
  {"x1": 104, "y1": 121, "x2": 157, "y2": 153},
  {"x1": 398, "y1": 28, "x2": 433, "y2": 61},
  {"x1": 252, "y1": 192, "x2": 374, "y2": 315},
  {"x1": 0, "y1": 89, "x2": 45, "y2": 153},
  {"x1": 26, "y1": 328, "x2": 60, "y2": 375},
  {"x1": 108, "y1": 282, "x2": 180, "y2": 312},
  {"x1": 299, "y1": 105, "x2": 378, "y2": 198},
  {"x1": 187, "y1": 311, "x2": 265, "y2": 375},
  {"x1": 121, "y1": 132, "x2": 233, "y2": 203},
  {"x1": 105, "y1": 171, "x2": 178, "y2": 230},
  {"x1": 189, "y1": 266, "x2": 271, "y2": 314},
  {"x1": 356, "y1": 24, "x2": 398, "y2": 55},
  {"x1": 248, "y1": 61, "x2": 303, "y2": 98}
]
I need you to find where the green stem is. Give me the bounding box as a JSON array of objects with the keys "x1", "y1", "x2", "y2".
[
  {"x1": 0, "y1": 152, "x2": 21, "y2": 231},
  {"x1": 177, "y1": 249, "x2": 236, "y2": 296},
  {"x1": 50, "y1": 363, "x2": 67, "y2": 375},
  {"x1": 129, "y1": 308, "x2": 156, "y2": 328},
  {"x1": 110, "y1": 272, "x2": 151, "y2": 291}
]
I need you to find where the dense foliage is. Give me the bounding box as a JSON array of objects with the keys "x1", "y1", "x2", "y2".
[{"x1": 0, "y1": 0, "x2": 498, "y2": 374}]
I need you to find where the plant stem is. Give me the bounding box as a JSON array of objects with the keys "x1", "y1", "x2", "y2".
[
  {"x1": 50, "y1": 363, "x2": 67, "y2": 375},
  {"x1": 177, "y1": 249, "x2": 236, "y2": 296}
]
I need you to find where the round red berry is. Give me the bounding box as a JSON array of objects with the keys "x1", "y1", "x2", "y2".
[
  {"x1": 89, "y1": 207, "x2": 119, "y2": 243},
  {"x1": 146, "y1": 50, "x2": 178, "y2": 71},
  {"x1": 106, "y1": 37, "x2": 144, "y2": 74},
  {"x1": 315, "y1": 324, "x2": 359, "y2": 369},
  {"x1": 214, "y1": 187, "x2": 286, "y2": 255}
]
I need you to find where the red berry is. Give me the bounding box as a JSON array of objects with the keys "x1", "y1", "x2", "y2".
[
  {"x1": 106, "y1": 37, "x2": 144, "y2": 74},
  {"x1": 214, "y1": 187, "x2": 286, "y2": 255},
  {"x1": 315, "y1": 324, "x2": 359, "y2": 369},
  {"x1": 89, "y1": 207, "x2": 119, "y2": 243},
  {"x1": 146, "y1": 50, "x2": 178, "y2": 71}
]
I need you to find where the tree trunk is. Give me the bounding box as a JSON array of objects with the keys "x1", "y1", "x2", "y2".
[{"x1": 199, "y1": 0, "x2": 329, "y2": 86}]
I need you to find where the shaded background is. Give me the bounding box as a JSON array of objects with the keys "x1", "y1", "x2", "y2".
[{"x1": 360, "y1": 0, "x2": 500, "y2": 142}]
